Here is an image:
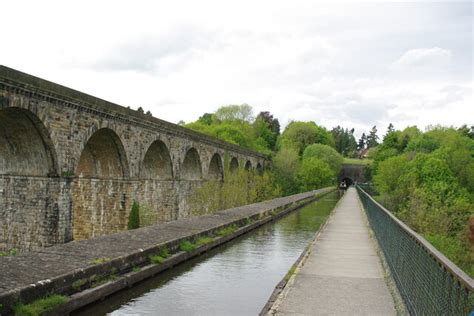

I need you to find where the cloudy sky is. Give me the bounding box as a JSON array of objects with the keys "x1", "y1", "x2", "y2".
[{"x1": 1, "y1": 0, "x2": 472, "y2": 137}]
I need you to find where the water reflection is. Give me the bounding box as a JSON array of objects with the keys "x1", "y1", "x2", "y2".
[{"x1": 74, "y1": 192, "x2": 338, "y2": 316}]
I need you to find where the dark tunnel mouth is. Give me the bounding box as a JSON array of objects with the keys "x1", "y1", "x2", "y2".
[{"x1": 341, "y1": 177, "x2": 354, "y2": 186}]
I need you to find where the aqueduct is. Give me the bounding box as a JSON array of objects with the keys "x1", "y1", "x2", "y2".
[{"x1": 0, "y1": 65, "x2": 266, "y2": 251}]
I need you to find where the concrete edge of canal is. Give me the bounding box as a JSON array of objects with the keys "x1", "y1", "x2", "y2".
[
  {"x1": 259, "y1": 191, "x2": 344, "y2": 315},
  {"x1": 0, "y1": 187, "x2": 335, "y2": 316}
]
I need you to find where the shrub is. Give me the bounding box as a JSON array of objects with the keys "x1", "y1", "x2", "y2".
[
  {"x1": 128, "y1": 201, "x2": 140, "y2": 230},
  {"x1": 179, "y1": 240, "x2": 196, "y2": 252}
]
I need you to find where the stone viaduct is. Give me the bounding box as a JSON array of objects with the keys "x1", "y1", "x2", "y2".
[{"x1": 0, "y1": 65, "x2": 267, "y2": 252}]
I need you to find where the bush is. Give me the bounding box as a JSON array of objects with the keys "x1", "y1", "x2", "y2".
[
  {"x1": 128, "y1": 201, "x2": 140, "y2": 230},
  {"x1": 297, "y1": 158, "x2": 335, "y2": 192},
  {"x1": 302, "y1": 143, "x2": 343, "y2": 174}
]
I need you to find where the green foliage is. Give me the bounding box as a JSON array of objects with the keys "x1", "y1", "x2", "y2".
[
  {"x1": 297, "y1": 158, "x2": 335, "y2": 192},
  {"x1": 91, "y1": 257, "x2": 111, "y2": 265},
  {"x1": 189, "y1": 169, "x2": 281, "y2": 215},
  {"x1": 216, "y1": 224, "x2": 238, "y2": 237},
  {"x1": 425, "y1": 234, "x2": 473, "y2": 277},
  {"x1": 195, "y1": 236, "x2": 214, "y2": 246},
  {"x1": 272, "y1": 147, "x2": 300, "y2": 195},
  {"x1": 14, "y1": 295, "x2": 67, "y2": 316},
  {"x1": 371, "y1": 125, "x2": 474, "y2": 277},
  {"x1": 157, "y1": 246, "x2": 171, "y2": 259},
  {"x1": 0, "y1": 248, "x2": 17, "y2": 256},
  {"x1": 71, "y1": 278, "x2": 87, "y2": 291},
  {"x1": 149, "y1": 254, "x2": 166, "y2": 264},
  {"x1": 132, "y1": 266, "x2": 141, "y2": 272},
  {"x1": 179, "y1": 240, "x2": 196, "y2": 252},
  {"x1": 128, "y1": 201, "x2": 140, "y2": 230},
  {"x1": 214, "y1": 104, "x2": 254, "y2": 122},
  {"x1": 302, "y1": 144, "x2": 343, "y2": 175},
  {"x1": 278, "y1": 121, "x2": 334, "y2": 155},
  {"x1": 331, "y1": 126, "x2": 357, "y2": 157}
]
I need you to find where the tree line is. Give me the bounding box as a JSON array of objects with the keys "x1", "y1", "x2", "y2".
[{"x1": 184, "y1": 104, "x2": 474, "y2": 277}]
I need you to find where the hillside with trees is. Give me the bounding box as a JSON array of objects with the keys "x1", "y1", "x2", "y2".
[{"x1": 368, "y1": 124, "x2": 474, "y2": 276}]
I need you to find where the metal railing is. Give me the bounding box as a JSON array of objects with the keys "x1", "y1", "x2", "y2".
[{"x1": 356, "y1": 185, "x2": 473, "y2": 315}]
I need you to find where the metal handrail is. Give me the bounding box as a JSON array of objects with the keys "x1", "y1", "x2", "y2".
[{"x1": 357, "y1": 186, "x2": 473, "y2": 291}]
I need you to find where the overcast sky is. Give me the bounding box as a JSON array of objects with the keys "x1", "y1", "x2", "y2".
[{"x1": 1, "y1": 0, "x2": 472, "y2": 137}]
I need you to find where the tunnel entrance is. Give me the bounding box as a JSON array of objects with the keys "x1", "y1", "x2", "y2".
[{"x1": 341, "y1": 177, "x2": 354, "y2": 186}]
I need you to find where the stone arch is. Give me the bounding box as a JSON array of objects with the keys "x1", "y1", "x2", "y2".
[
  {"x1": 244, "y1": 160, "x2": 252, "y2": 171},
  {"x1": 229, "y1": 157, "x2": 239, "y2": 173},
  {"x1": 256, "y1": 162, "x2": 264, "y2": 175},
  {"x1": 181, "y1": 148, "x2": 202, "y2": 180},
  {"x1": 75, "y1": 128, "x2": 129, "y2": 178},
  {"x1": 208, "y1": 153, "x2": 223, "y2": 180},
  {"x1": 0, "y1": 107, "x2": 58, "y2": 176},
  {"x1": 141, "y1": 140, "x2": 173, "y2": 180}
]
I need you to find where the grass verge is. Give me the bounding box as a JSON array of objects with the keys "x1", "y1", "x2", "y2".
[{"x1": 14, "y1": 295, "x2": 67, "y2": 316}]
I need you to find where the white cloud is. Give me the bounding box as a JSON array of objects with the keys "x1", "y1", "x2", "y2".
[
  {"x1": 0, "y1": 1, "x2": 471, "y2": 139},
  {"x1": 392, "y1": 47, "x2": 452, "y2": 70}
]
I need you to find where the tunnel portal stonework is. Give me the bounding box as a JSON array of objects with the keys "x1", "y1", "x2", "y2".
[{"x1": 0, "y1": 66, "x2": 267, "y2": 251}]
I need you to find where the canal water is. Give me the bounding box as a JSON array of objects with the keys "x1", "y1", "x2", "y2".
[{"x1": 74, "y1": 191, "x2": 339, "y2": 316}]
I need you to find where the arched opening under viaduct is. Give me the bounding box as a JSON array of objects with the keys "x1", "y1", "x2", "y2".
[
  {"x1": 208, "y1": 153, "x2": 223, "y2": 180},
  {"x1": 244, "y1": 160, "x2": 252, "y2": 171},
  {"x1": 181, "y1": 148, "x2": 202, "y2": 180},
  {"x1": 141, "y1": 140, "x2": 173, "y2": 180},
  {"x1": 73, "y1": 128, "x2": 129, "y2": 240},
  {"x1": 229, "y1": 157, "x2": 239, "y2": 173},
  {"x1": 76, "y1": 128, "x2": 129, "y2": 178},
  {"x1": 256, "y1": 163, "x2": 263, "y2": 175},
  {"x1": 0, "y1": 108, "x2": 57, "y2": 176}
]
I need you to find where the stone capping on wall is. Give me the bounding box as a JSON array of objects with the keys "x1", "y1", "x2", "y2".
[
  {"x1": 0, "y1": 65, "x2": 267, "y2": 160},
  {"x1": 0, "y1": 187, "x2": 334, "y2": 314}
]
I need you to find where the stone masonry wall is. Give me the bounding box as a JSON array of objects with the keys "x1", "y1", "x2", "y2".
[{"x1": 0, "y1": 65, "x2": 266, "y2": 251}]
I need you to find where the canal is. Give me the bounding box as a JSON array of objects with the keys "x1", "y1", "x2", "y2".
[{"x1": 74, "y1": 191, "x2": 339, "y2": 315}]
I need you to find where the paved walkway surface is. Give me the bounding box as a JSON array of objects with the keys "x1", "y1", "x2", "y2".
[{"x1": 272, "y1": 187, "x2": 396, "y2": 315}]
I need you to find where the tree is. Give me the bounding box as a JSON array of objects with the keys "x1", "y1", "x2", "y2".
[
  {"x1": 197, "y1": 113, "x2": 214, "y2": 125},
  {"x1": 128, "y1": 201, "x2": 140, "y2": 230},
  {"x1": 137, "y1": 107, "x2": 144, "y2": 114},
  {"x1": 214, "y1": 104, "x2": 254, "y2": 122},
  {"x1": 278, "y1": 121, "x2": 335, "y2": 155},
  {"x1": 273, "y1": 147, "x2": 300, "y2": 195},
  {"x1": 254, "y1": 112, "x2": 280, "y2": 151},
  {"x1": 302, "y1": 144, "x2": 343, "y2": 175},
  {"x1": 358, "y1": 133, "x2": 367, "y2": 150},
  {"x1": 297, "y1": 158, "x2": 335, "y2": 192},
  {"x1": 331, "y1": 126, "x2": 357, "y2": 157},
  {"x1": 257, "y1": 111, "x2": 280, "y2": 135},
  {"x1": 366, "y1": 125, "x2": 379, "y2": 148}
]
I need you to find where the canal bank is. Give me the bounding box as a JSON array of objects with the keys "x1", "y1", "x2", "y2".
[
  {"x1": 0, "y1": 187, "x2": 334, "y2": 315},
  {"x1": 74, "y1": 190, "x2": 341, "y2": 315}
]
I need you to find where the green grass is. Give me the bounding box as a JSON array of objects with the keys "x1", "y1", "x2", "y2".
[
  {"x1": 90, "y1": 272, "x2": 117, "y2": 288},
  {"x1": 284, "y1": 265, "x2": 297, "y2": 282},
  {"x1": 149, "y1": 254, "x2": 166, "y2": 264},
  {"x1": 0, "y1": 248, "x2": 17, "y2": 256},
  {"x1": 71, "y1": 278, "x2": 87, "y2": 291},
  {"x1": 90, "y1": 257, "x2": 111, "y2": 265},
  {"x1": 195, "y1": 236, "x2": 214, "y2": 246},
  {"x1": 179, "y1": 240, "x2": 196, "y2": 252},
  {"x1": 343, "y1": 158, "x2": 372, "y2": 165},
  {"x1": 216, "y1": 224, "x2": 238, "y2": 237},
  {"x1": 14, "y1": 295, "x2": 67, "y2": 316},
  {"x1": 243, "y1": 217, "x2": 255, "y2": 226},
  {"x1": 157, "y1": 246, "x2": 171, "y2": 258},
  {"x1": 132, "y1": 266, "x2": 141, "y2": 272}
]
